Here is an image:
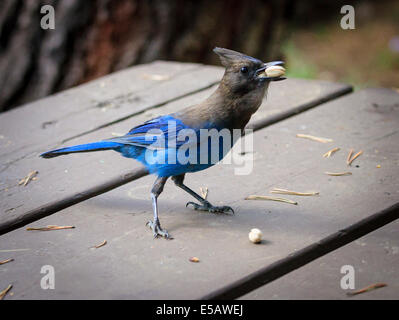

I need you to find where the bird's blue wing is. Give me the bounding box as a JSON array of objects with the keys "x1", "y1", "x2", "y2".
[{"x1": 106, "y1": 115, "x2": 198, "y2": 150}]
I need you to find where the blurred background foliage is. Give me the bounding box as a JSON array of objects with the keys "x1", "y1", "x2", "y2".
[
  {"x1": 0, "y1": 0, "x2": 398, "y2": 112},
  {"x1": 283, "y1": 0, "x2": 399, "y2": 90}
]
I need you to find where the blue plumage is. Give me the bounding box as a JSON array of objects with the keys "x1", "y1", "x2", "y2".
[
  {"x1": 40, "y1": 141, "x2": 123, "y2": 158},
  {"x1": 41, "y1": 115, "x2": 222, "y2": 177}
]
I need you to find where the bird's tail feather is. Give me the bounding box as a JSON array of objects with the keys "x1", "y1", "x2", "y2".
[{"x1": 40, "y1": 141, "x2": 122, "y2": 158}]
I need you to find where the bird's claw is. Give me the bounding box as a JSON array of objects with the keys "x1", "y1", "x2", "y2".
[
  {"x1": 146, "y1": 220, "x2": 172, "y2": 239},
  {"x1": 186, "y1": 201, "x2": 234, "y2": 214}
]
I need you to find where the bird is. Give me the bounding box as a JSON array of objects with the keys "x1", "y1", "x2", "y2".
[{"x1": 41, "y1": 47, "x2": 285, "y2": 239}]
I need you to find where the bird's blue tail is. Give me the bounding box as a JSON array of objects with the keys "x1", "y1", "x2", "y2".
[{"x1": 40, "y1": 141, "x2": 122, "y2": 158}]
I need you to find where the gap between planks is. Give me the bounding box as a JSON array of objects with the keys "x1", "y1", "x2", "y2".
[{"x1": 200, "y1": 202, "x2": 399, "y2": 300}]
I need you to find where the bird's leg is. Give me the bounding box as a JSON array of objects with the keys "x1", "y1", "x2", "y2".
[
  {"x1": 146, "y1": 176, "x2": 171, "y2": 239},
  {"x1": 172, "y1": 174, "x2": 234, "y2": 214}
]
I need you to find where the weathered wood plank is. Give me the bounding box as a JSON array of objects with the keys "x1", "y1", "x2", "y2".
[
  {"x1": 240, "y1": 220, "x2": 399, "y2": 300},
  {"x1": 0, "y1": 61, "x2": 223, "y2": 164},
  {"x1": 0, "y1": 87, "x2": 397, "y2": 299},
  {"x1": 0, "y1": 78, "x2": 351, "y2": 231},
  {"x1": 205, "y1": 203, "x2": 399, "y2": 299}
]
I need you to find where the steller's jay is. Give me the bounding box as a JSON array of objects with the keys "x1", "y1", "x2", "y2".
[{"x1": 41, "y1": 48, "x2": 285, "y2": 239}]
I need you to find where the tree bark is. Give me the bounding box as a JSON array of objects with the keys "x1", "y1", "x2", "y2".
[{"x1": 0, "y1": 0, "x2": 289, "y2": 112}]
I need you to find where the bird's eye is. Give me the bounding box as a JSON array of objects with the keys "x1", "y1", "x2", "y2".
[{"x1": 240, "y1": 66, "x2": 248, "y2": 74}]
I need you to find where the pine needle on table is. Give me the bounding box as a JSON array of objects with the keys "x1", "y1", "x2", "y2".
[
  {"x1": 325, "y1": 171, "x2": 352, "y2": 176},
  {"x1": 26, "y1": 225, "x2": 75, "y2": 231},
  {"x1": 0, "y1": 258, "x2": 14, "y2": 265},
  {"x1": 199, "y1": 187, "x2": 208, "y2": 200},
  {"x1": 0, "y1": 284, "x2": 12, "y2": 300},
  {"x1": 346, "y1": 283, "x2": 387, "y2": 296},
  {"x1": 346, "y1": 149, "x2": 354, "y2": 165},
  {"x1": 91, "y1": 240, "x2": 107, "y2": 249},
  {"x1": 18, "y1": 170, "x2": 38, "y2": 186},
  {"x1": 323, "y1": 147, "x2": 340, "y2": 158},
  {"x1": 296, "y1": 134, "x2": 333, "y2": 143},
  {"x1": 347, "y1": 150, "x2": 363, "y2": 166},
  {"x1": 245, "y1": 195, "x2": 298, "y2": 205},
  {"x1": 270, "y1": 188, "x2": 319, "y2": 196}
]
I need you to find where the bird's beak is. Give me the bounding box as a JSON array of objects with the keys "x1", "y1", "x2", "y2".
[{"x1": 255, "y1": 61, "x2": 286, "y2": 81}]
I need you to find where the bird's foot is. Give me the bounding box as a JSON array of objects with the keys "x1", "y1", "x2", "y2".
[
  {"x1": 186, "y1": 201, "x2": 234, "y2": 214},
  {"x1": 146, "y1": 219, "x2": 172, "y2": 239}
]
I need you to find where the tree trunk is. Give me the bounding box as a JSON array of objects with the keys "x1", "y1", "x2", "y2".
[{"x1": 0, "y1": 0, "x2": 289, "y2": 112}]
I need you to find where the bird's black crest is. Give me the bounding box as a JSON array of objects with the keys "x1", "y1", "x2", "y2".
[{"x1": 213, "y1": 47, "x2": 262, "y2": 67}]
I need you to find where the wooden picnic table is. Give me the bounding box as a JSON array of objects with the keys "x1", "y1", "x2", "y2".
[{"x1": 0, "y1": 61, "x2": 398, "y2": 300}]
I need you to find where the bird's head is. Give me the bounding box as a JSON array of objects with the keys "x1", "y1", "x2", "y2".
[{"x1": 213, "y1": 47, "x2": 285, "y2": 96}]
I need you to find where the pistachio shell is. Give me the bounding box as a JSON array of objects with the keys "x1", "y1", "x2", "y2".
[
  {"x1": 265, "y1": 65, "x2": 285, "y2": 78},
  {"x1": 249, "y1": 228, "x2": 262, "y2": 243}
]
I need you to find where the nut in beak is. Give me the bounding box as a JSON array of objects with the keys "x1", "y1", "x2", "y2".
[
  {"x1": 256, "y1": 63, "x2": 286, "y2": 81},
  {"x1": 264, "y1": 65, "x2": 286, "y2": 78}
]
